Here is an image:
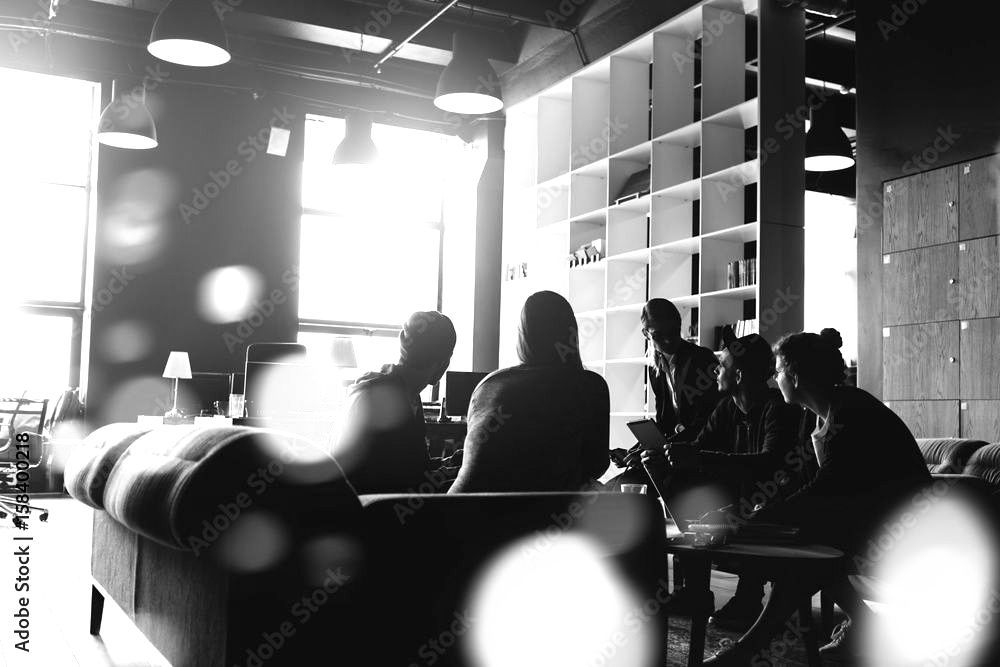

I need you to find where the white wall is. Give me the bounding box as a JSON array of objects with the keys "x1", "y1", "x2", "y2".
[{"x1": 804, "y1": 191, "x2": 858, "y2": 365}]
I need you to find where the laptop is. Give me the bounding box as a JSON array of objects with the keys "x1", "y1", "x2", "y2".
[{"x1": 630, "y1": 418, "x2": 800, "y2": 545}]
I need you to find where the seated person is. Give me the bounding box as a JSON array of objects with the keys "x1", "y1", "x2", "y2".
[
  {"x1": 449, "y1": 290, "x2": 609, "y2": 493},
  {"x1": 641, "y1": 333, "x2": 812, "y2": 628},
  {"x1": 705, "y1": 329, "x2": 932, "y2": 666},
  {"x1": 608, "y1": 298, "x2": 721, "y2": 486},
  {"x1": 335, "y1": 311, "x2": 457, "y2": 494}
]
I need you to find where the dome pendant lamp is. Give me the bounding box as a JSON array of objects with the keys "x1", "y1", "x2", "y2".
[
  {"x1": 434, "y1": 32, "x2": 503, "y2": 115},
  {"x1": 805, "y1": 104, "x2": 855, "y2": 172},
  {"x1": 148, "y1": 0, "x2": 231, "y2": 67},
  {"x1": 333, "y1": 114, "x2": 378, "y2": 166},
  {"x1": 97, "y1": 80, "x2": 158, "y2": 150}
]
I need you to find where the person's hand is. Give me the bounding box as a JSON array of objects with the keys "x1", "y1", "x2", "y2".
[{"x1": 666, "y1": 442, "x2": 700, "y2": 470}]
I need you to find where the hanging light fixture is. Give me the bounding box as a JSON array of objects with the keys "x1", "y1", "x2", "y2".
[
  {"x1": 805, "y1": 107, "x2": 855, "y2": 171},
  {"x1": 333, "y1": 114, "x2": 378, "y2": 166},
  {"x1": 97, "y1": 80, "x2": 158, "y2": 150},
  {"x1": 434, "y1": 32, "x2": 503, "y2": 115},
  {"x1": 148, "y1": 0, "x2": 231, "y2": 67},
  {"x1": 804, "y1": 28, "x2": 854, "y2": 172}
]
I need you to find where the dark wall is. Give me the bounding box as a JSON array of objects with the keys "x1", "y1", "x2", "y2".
[
  {"x1": 855, "y1": 0, "x2": 1000, "y2": 394},
  {"x1": 87, "y1": 84, "x2": 306, "y2": 424}
]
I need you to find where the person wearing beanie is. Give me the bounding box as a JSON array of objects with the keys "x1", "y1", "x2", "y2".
[
  {"x1": 336, "y1": 311, "x2": 457, "y2": 494},
  {"x1": 641, "y1": 332, "x2": 814, "y2": 630},
  {"x1": 704, "y1": 329, "x2": 932, "y2": 666},
  {"x1": 449, "y1": 291, "x2": 610, "y2": 493}
]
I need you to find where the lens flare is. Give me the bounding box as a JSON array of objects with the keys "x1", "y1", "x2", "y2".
[
  {"x1": 214, "y1": 510, "x2": 290, "y2": 573},
  {"x1": 196, "y1": 265, "x2": 264, "y2": 324},
  {"x1": 864, "y1": 490, "x2": 999, "y2": 667},
  {"x1": 464, "y1": 533, "x2": 654, "y2": 667}
]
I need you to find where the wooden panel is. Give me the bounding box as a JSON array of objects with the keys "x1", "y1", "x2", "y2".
[
  {"x1": 885, "y1": 400, "x2": 960, "y2": 438},
  {"x1": 883, "y1": 166, "x2": 959, "y2": 252},
  {"x1": 883, "y1": 322, "x2": 960, "y2": 400},
  {"x1": 960, "y1": 317, "x2": 1000, "y2": 398},
  {"x1": 958, "y1": 236, "x2": 1000, "y2": 318},
  {"x1": 959, "y1": 155, "x2": 1000, "y2": 240},
  {"x1": 882, "y1": 243, "x2": 959, "y2": 325},
  {"x1": 961, "y1": 400, "x2": 1000, "y2": 441}
]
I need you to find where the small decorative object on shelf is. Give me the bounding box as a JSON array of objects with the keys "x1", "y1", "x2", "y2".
[
  {"x1": 714, "y1": 318, "x2": 759, "y2": 349},
  {"x1": 568, "y1": 239, "x2": 605, "y2": 268},
  {"x1": 726, "y1": 258, "x2": 757, "y2": 289},
  {"x1": 504, "y1": 262, "x2": 529, "y2": 281}
]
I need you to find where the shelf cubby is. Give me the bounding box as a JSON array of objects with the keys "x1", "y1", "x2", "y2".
[
  {"x1": 652, "y1": 29, "x2": 696, "y2": 137},
  {"x1": 609, "y1": 55, "x2": 651, "y2": 155},
  {"x1": 700, "y1": 236, "x2": 748, "y2": 293},
  {"x1": 576, "y1": 311, "x2": 606, "y2": 364},
  {"x1": 650, "y1": 248, "x2": 696, "y2": 299},
  {"x1": 608, "y1": 155, "x2": 650, "y2": 208},
  {"x1": 568, "y1": 264, "x2": 606, "y2": 313},
  {"x1": 606, "y1": 309, "x2": 646, "y2": 361},
  {"x1": 537, "y1": 94, "x2": 572, "y2": 183},
  {"x1": 571, "y1": 70, "x2": 611, "y2": 171},
  {"x1": 606, "y1": 257, "x2": 649, "y2": 309},
  {"x1": 607, "y1": 207, "x2": 648, "y2": 257},
  {"x1": 702, "y1": 120, "x2": 746, "y2": 175},
  {"x1": 700, "y1": 7, "x2": 746, "y2": 119},
  {"x1": 606, "y1": 362, "x2": 648, "y2": 414},
  {"x1": 570, "y1": 173, "x2": 608, "y2": 218},
  {"x1": 700, "y1": 292, "x2": 755, "y2": 349},
  {"x1": 650, "y1": 195, "x2": 698, "y2": 247},
  {"x1": 652, "y1": 138, "x2": 698, "y2": 191}
]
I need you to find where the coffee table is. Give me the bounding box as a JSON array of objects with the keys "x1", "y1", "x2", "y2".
[{"x1": 665, "y1": 540, "x2": 844, "y2": 667}]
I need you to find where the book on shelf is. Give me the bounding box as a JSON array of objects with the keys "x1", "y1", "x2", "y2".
[{"x1": 726, "y1": 258, "x2": 758, "y2": 289}]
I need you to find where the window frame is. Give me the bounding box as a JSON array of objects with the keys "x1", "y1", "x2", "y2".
[{"x1": 4, "y1": 68, "x2": 100, "y2": 393}]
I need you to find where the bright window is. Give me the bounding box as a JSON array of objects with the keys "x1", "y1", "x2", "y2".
[
  {"x1": 0, "y1": 68, "x2": 99, "y2": 396},
  {"x1": 298, "y1": 114, "x2": 462, "y2": 380}
]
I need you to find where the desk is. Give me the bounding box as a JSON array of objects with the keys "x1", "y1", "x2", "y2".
[{"x1": 665, "y1": 540, "x2": 843, "y2": 667}]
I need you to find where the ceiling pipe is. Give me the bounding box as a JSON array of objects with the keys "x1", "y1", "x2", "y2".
[{"x1": 373, "y1": 0, "x2": 460, "y2": 72}]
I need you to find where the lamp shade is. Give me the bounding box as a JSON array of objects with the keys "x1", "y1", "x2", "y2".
[
  {"x1": 148, "y1": 0, "x2": 231, "y2": 67},
  {"x1": 434, "y1": 33, "x2": 503, "y2": 115},
  {"x1": 805, "y1": 108, "x2": 855, "y2": 172},
  {"x1": 162, "y1": 351, "x2": 192, "y2": 379},
  {"x1": 333, "y1": 115, "x2": 378, "y2": 166},
  {"x1": 97, "y1": 82, "x2": 158, "y2": 150},
  {"x1": 331, "y1": 338, "x2": 358, "y2": 368}
]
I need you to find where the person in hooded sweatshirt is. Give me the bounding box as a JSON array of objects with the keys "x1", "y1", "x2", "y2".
[
  {"x1": 336, "y1": 311, "x2": 456, "y2": 494},
  {"x1": 449, "y1": 291, "x2": 610, "y2": 493}
]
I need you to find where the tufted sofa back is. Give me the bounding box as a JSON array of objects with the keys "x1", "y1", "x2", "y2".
[
  {"x1": 916, "y1": 438, "x2": 989, "y2": 474},
  {"x1": 65, "y1": 423, "x2": 361, "y2": 552},
  {"x1": 962, "y1": 443, "x2": 1000, "y2": 491}
]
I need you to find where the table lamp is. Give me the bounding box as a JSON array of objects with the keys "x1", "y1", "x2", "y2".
[
  {"x1": 162, "y1": 351, "x2": 192, "y2": 420},
  {"x1": 330, "y1": 337, "x2": 357, "y2": 368}
]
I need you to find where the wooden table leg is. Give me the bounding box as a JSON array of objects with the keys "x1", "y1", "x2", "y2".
[
  {"x1": 799, "y1": 597, "x2": 821, "y2": 667},
  {"x1": 686, "y1": 555, "x2": 713, "y2": 667},
  {"x1": 90, "y1": 584, "x2": 105, "y2": 636}
]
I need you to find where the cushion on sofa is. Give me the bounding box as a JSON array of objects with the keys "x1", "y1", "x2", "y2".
[
  {"x1": 66, "y1": 424, "x2": 361, "y2": 552},
  {"x1": 963, "y1": 443, "x2": 1000, "y2": 490},
  {"x1": 917, "y1": 438, "x2": 988, "y2": 474},
  {"x1": 63, "y1": 422, "x2": 154, "y2": 508}
]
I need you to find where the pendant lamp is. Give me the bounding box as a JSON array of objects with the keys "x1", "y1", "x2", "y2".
[
  {"x1": 434, "y1": 32, "x2": 503, "y2": 115},
  {"x1": 148, "y1": 0, "x2": 231, "y2": 67},
  {"x1": 333, "y1": 115, "x2": 378, "y2": 166},
  {"x1": 805, "y1": 105, "x2": 855, "y2": 172},
  {"x1": 97, "y1": 80, "x2": 158, "y2": 150}
]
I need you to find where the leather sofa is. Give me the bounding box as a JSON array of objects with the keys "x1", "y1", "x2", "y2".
[
  {"x1": 916, "y1": 437, "x2": 1000, "y2": 493},
  {"x1": 65, "y1": 423, "x2": 669, "y2": 667}
]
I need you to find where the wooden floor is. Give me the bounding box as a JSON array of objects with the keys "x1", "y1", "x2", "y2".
[
  {"x1": 0, "y1": 497, "x2": 169, "y2": 667},
  {"x1": 0, "y1": 498, "x2": 832, "y2": 667}
]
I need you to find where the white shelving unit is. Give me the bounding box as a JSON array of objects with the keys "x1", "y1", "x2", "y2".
[{"x1": 500, "y1": 0, "x2": 805, "y2": 450}]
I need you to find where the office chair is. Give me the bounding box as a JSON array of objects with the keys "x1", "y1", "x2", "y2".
[{"x1": 0, "y1": 396, "x2": 51, "y2": 527}]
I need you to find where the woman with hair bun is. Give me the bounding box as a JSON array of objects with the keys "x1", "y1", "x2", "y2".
[{"x1": 705, "y1": 329, "x2": 931, "y2": 665}]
